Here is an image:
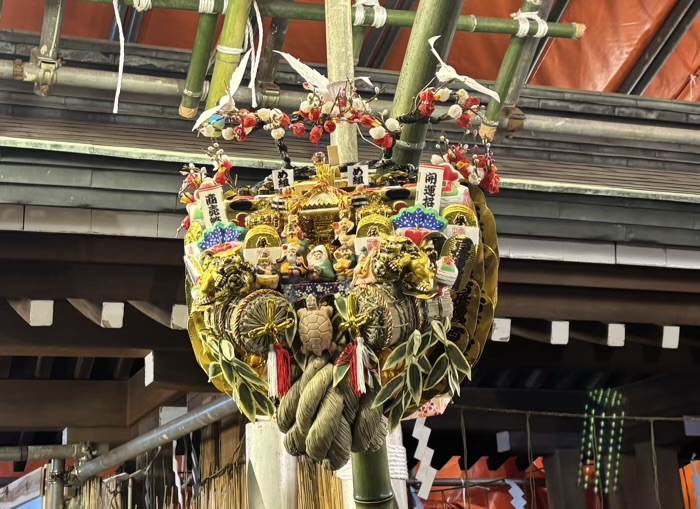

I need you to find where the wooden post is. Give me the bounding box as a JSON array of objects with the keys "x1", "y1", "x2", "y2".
[
  {"x1": 325, "y1": 0, "x2": 359, "y2": 165},
  {"x1": 543, "y1": 449, "x2": 588, "y2": 509}
]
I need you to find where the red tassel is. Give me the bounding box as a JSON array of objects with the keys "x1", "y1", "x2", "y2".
[{"x1": 275, "y1": 343, "x2": 292, "y2": 397}]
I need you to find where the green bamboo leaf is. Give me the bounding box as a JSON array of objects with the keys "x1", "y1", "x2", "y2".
[
  {"x1": 416, "y1": 332, "x2": 432, "y2": 357},
  {"x1": 372, "y1": 373, "x2": 405, "y2": 409},
  {"x1": 383, "y1": 343, "x2": 408, "y2": 371},
  {"x1": 220, "y1": 340, "x2": 236, "y2": 361},
  {"x1": 407, "y1": 363, "x2": 423, "y2": 407},
  {"x1": 236, "y1": 383, "x2": 257, "y2": 422},
  {"x1": 221, "y1": 361, "x2": 235, "y2": 386},
  {"x1": 252, "y1": 389, "x2": 276, "y2": 417},
  {"x1": 229, "y1": 356, "x2": 267, "y2": 387},
  {"x1": 448, "y1": 368, "x2": 461, "y2": 397},
  {"x1": 431, "y1": 320, "x2": 447, "y2": 343},
  {"x1": 208, "y1": 362, "x2": 223, "y2": 382},
  {"x1": 204, "y1": 336, "x2": 221, "y2": 358},
  {"x1": 335, "y1": 297, "x2": 349, "y2": 321},
  {"x1": 445, "y1": 342, "x2": 471, "y2": 377},
  {"x1": 333, "y1": 362, "x2": 351, "y2": 388},
  {"x1": 409, "y1": 330, "x2": 422, "y2": 356},
  {"x1": 424, "y1": 354, "x2": 449, "y2": 391},
  {"x1": 416, "y1": 355, "x2": 432, "y2": 374},
  {"x1": 388, "y1": 398, "x2": 405, "y2": 431}
]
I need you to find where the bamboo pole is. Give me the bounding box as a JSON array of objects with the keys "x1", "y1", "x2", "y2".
[
  {"x1": 207, "y1": 0, "x2": 253, "y2": 109},
  {"x1": 480, "y1": 0, "x2": 550, "y2": 140},
  {"x1": 77, "y1": 0, "x2": 584, "y2": 39},
  {"x1": 325, "y1": 0, "x2": 358, "y2": 164},
  {"x1": 389, "y1": 0, "x2": 465, "y2": 166},
  {"x1": 352, "y1": 444, "x2": 398, "y2": 509},
  {"x1": 256, "y1": 0, "x2": 292, "y2": 86},
  {"x1": 180, "y1": 13, "x2": 218, "y2": 118}
]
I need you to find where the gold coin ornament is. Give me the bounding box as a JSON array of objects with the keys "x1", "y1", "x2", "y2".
[{"x1": 179, "y1": 58, "x2": 500, "y2": 469}]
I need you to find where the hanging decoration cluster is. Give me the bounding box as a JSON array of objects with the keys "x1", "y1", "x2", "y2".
[
  {"x1": 180, "y1": 45, "x2": 500, "y2": 470},
  {"x1": 578, "y1": 388, "x2": 626, "y2": 494}
]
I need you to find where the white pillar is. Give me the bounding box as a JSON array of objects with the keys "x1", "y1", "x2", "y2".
[
  {"x1": 246, "y1": 420, "x2": 299, "y2": 509},
  {"x1": 338, "y1": 427, "x2": 409, "y2": 509}
]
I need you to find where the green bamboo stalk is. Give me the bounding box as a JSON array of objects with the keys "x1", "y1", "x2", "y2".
[
  {"x1": 389, "y1": 0, "x2": 465, "y2": 167},
  {"x1": 352, "y1": 444, "x2": 399, "y2": 509},
  {"x1": 207, "y1": 0, "x2": 253, "y2": 109},
  {"x1": 480, "y1": 0, "x2": 544, "y2": 139},
  {"x1": 180, "y1": 13, "x2": 218, "y2": 118},
  {"x1": 78, "y1": 0, "x2": 584, "y2": 39}
]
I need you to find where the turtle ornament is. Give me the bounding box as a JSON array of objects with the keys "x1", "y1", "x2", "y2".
[{"x1": 298, "y1": 295, "x2": 337, "y2": 357}]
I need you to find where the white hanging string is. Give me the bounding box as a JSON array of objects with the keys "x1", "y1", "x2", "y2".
[
  {"x1": 690, "y1": 74, "x2": 698, "y2": 101},
  {"x1": 511, "y1": 10, "x2": 549, "y2": 38},
  {"x1": 132, "y1": 0, "x2": 152, "y2": 11},
  {"x1": 248, "y1": 0, "x2": 264, "y2": 107},
  {"x1": 111, "y1": 0, "x2": 126, "y2": 114}
]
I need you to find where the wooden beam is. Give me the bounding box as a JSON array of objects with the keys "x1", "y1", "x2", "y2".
[
  {"x1": 491, "y1": 318, "x2": 511, "y2": 342},
  {"x1": 127, "y1": 368, "x2": 179, "y2": 425},
  {"x1": 34, "y1": 357, "x2": 53, "y2": 379},
  {"x1": 543, "y1": 449, "x2": 588, "y2": 509},
  {"x1": 7, "y1": 299, "x2": 53, "y2": 327},
  {"x1": 113, "y1": 358, "x2": 135, "y2": 380},
  {"x1": 144, "y1": 351, "x2": 216, "y2": 393},
  {"x1": 0, "y1": 466, "x2": 45, "y2": 509},
  {"x1": 0, "y1": 380, "x2": 126, "y2": 429},
  {"x1": 0, "y1": 358, "x2": 11, "y2": 379},
  {"x1": 62, "y1": 427, "x2": 132, "y2": 448},
  {"x1": 498, "y1": 283, "x2": 700, "y2": 326},
  {"x1": 73, "y1": 358, "x2": 95, "y2": 379},
  {"x1": 0, "y1": 300, "x2": 189, "y2": 357},
  {"x1": 128, "y1": 301, "x2": 187, "y2": 330},
  {"x1": 67, "y1": 299, "x2": 124, "y2": 328}
]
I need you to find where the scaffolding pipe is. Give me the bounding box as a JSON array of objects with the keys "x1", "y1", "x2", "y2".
[
  {"x1": 77, "y1": 0, "x2": 583, "y2": 39},
  {"x1": 71, "y1": 397, "x2": 238, "y2": 483},
  {"x1": 0, "y1": 444, "x2": 95, "y2": 462},
  {"x1": 4, "y1": 60, "x2": 699, "y2": 148},
  {"x1": 48, "y1": 459, "x2": 65, "y2": 509}
]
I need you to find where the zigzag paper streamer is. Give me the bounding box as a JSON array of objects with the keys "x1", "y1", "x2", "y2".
[
  {"x1": 172, "y1": 440, "x2": 184, "y2": 507},
  {"x1": 691, "y1": 454, "x2": 700, "y2": 509},
  {"x1": 506, "y1": 480, "x2": 526, "y2": 509},
  {"x1": 412, "y1": 418, "x2": 438, "y2": 499}
]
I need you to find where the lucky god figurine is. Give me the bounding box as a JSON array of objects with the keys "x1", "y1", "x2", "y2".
[
  {"x1": 277, "y1": 241, "x2": 307, "y2": 284},
  {"x1": 307, "y1": 245, "x2": 336, "y2": 283},
  {"x1": 333, "y1": 244, "x2": 356, "y2": 281}
]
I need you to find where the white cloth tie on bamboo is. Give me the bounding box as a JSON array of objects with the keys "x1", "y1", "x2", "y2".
[
  {"x1": 198, "y1": 0, "x2": 215, "y2": 13},
  {"x1": 353, "y1": 0, "x2": 388, "y2": 28},
  {"x1": 133, "y1": 0, "x2": 152, "y2": 11},
  {"x1": 511, "y1": 10, "x2": 549, "y2": 38}
]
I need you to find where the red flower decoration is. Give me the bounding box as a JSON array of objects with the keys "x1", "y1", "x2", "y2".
[
  {"x1": 419, "y1": 89, "x2": 435, "y2": 102},
  {"x1": 418, "y1": 101, "x2": 435, "y2": 117},
  {"x1": 360, "y1": 115, "x2": 375, "y2": 129},
  {"x1": 310, "y1": 125, "x2": 324, "y2": 144},
  {"x1": 279, "y1": 114, "x2": 291, "y2": 128},
  {"x1": 481, "y1": 171, "x2": 500, "y2": 194},
  {"x1": 324, "y1": 120, "x2": 337, "y2": 134},
  {"x1": 291, "y1": 123, "x2": 306, "y2": 137},
  {"x1": 381, "y1": 135, "x2": 394, "y2": 149},
  {"x1": 234, "y1": 126, "x2": 247, "y2": 142},
  {"x1": 309, "y1": 109, "x2": 321, "y2": 122},
  {"x1": 456, "y1": 112, "x2": 472, "y2": 129},
  {"x1": 214, "y1": 171, "x2": 228, "y2": 186},
  {"x1": 466, "y1": 97, "x2": 480, "y2": 109},
  {"x1": 242, "y1": 114, "x2": 257, "y2": 128}
]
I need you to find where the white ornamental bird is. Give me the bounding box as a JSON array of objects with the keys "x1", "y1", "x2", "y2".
[
  {"x1": 428, "y1": 35, "x2": 501, "y2": 104},
  {"x1": 193, "y1": 49, "x2": 253, "y2": 131},
  {"x1": 274, "y1": 51, "x2": 373, "y2": 103}
]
